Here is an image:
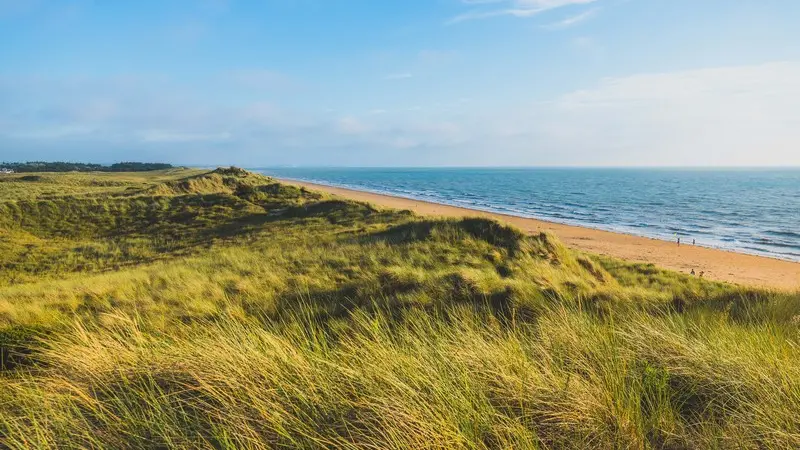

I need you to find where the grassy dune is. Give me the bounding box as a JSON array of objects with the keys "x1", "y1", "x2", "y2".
[{"x1": 0, "y1": 168, "x2": 798, "y2": 449}]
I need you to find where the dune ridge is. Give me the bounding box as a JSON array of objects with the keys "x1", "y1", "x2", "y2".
[{"x1": 280, "y1": 178, "x2": 800, "y2": 291}]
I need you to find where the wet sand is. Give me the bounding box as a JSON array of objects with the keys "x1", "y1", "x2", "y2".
[{"x1": 280, "y1": 179, "x2": 800, "y2": 291}]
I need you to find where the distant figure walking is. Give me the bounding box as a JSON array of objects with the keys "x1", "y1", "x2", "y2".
[
  {"x1": 693, "y1": 239, "x2": 696, "y2": 245},
  {"x1": 691, "y1": 269, "x2": 696, "y2": 275},
  {"x1": 677, "y1": 237, "x2": 681, "y2": 246}
]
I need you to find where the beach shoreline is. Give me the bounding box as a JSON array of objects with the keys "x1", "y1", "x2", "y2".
[{"x1": 278, "y1": 177, "x2": 800, "y2": 291}]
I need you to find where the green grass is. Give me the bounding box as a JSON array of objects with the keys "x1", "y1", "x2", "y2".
[
  {"x1": 0, "y1": 168, "x2": 798, "y2": 448},
  {"x1": 0, "y1": 168, "x2": 206, "y2": 201}
]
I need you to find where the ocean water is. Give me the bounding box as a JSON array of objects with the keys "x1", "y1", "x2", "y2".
[{"x1": 257, "y1": 168, "x2": 800, "y2": 262}]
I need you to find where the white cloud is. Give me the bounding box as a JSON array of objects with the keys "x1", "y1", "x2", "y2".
[
  {"x1": 448, "y1": 0, "x2": 598, "y2": 24},
  {"x1": 526, "y1": 62, "x2": 800, "y2": 166},
  {"x1": 542, "y1": 7, "x2": 599, "y2": 29},
  {"x1": 3, "y1": 62, "x2": 800, "y2": 166}
]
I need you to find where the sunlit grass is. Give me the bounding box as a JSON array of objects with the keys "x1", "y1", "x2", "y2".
[{"x1": 0, "y1": 168, "x2": 798, "y2": 448}]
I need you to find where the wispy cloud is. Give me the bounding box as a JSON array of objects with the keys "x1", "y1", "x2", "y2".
[
  {"x1": 448, "y1": 0, "x2": 599, "y2": 24},
  {"x1": 4, "y1": 62, "x2": 800, "y2": 167},
  {"x1": 542, "y1": 7, "x2": 599, "y2": 29},
  {"x1": 529, "y1": 62, "x2": 800, "y2": 166}
]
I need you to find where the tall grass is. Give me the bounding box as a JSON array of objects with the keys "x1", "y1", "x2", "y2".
[
  {"x1": 1, "y1": 168, "x2": 798, "y2": 448},
  {"x1": 2, "y1": 300, "x2": 799, "y2": 449}
]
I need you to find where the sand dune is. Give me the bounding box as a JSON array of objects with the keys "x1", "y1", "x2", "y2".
[{"x1": 282, "y1": 179, "x2": 800, "y2": 291}]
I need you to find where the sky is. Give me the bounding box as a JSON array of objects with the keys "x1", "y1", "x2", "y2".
[{"x1": 2, "y1": 0, "x2": 800, "y2": 167}]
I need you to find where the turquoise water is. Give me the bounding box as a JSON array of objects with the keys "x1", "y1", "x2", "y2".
[{"x1": 257, "y1": 168, "x2": 800, "y2": 262}]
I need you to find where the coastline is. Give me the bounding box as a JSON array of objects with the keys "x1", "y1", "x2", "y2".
[{"x1": 279, "y1": 178, "x2": 800, "y2": 291}]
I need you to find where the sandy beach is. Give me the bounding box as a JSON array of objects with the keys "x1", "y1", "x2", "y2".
[{"x1": 281, "y1": 179, "x2": 800, "y2": 291}]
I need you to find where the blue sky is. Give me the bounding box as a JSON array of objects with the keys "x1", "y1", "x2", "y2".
[{"x1": 2, "y1": 0, "x2": 800, "y2": 166}]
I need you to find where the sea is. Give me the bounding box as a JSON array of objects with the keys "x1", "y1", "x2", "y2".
[{"x1": 256, "y1": 167, "x2": 800, "y2": 262}]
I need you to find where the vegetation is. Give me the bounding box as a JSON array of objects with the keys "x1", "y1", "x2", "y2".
[
  {"x1": 0, "y1": 161, "x2": 174, "y2": 173},
  {"x1": 0, "y1": 168, "x2": 798, "y2": 449}
]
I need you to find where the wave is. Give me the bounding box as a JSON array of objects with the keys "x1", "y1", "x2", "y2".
[
  {"x1": 752, "y1": 238, "x2": 800, "y2": 251},
  {"x1": 665, "y1": 227, "x2": 696, "y2": 237},
  {"x1": 743, "y1": 246, "x2": 772, "y2": 254},
  {"x1": 765, "y1": 230, "x2": 800, "y2": 239}
]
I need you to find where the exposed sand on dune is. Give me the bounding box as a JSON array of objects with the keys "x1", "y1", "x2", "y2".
[{"x1": 281, "y1": 179, "x2": 800, "y2": 291}]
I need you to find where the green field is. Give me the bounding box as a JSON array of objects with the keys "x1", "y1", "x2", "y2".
[{"x1": 1, "y1": 168, "x2": 798, "y2": 449}]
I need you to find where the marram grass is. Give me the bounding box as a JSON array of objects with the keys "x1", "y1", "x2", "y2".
[{"x1": 0, "y1": 168, "x2": 798, "y2": 449}]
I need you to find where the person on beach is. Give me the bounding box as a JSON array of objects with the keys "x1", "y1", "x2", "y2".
[
  {"x1": 677, "y1": 237, "x2": 681, "y2": 246},
  {"x1": 691, "y1": 269, "x2": 696, "y2": 275},
  {"x1": 693, "y1": 239, "x2": 696, "y2": 245}
]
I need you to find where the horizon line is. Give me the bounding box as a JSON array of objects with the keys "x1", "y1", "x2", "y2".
[
  {"x1": 4, "y1": 161, "x2": 799, "y2": 170},
  {"x1": 249, "y1": 165, "x2": 800, "y2": 170}
]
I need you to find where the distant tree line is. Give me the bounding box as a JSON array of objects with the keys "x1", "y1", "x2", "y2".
[{"x1": 0, "y1": 161, "x2": 174, "y2": 173}]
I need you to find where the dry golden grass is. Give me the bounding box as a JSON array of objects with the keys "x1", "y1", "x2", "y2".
[{"x1": 1, "y1": 168, "x2": 798, "y2": 449}]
